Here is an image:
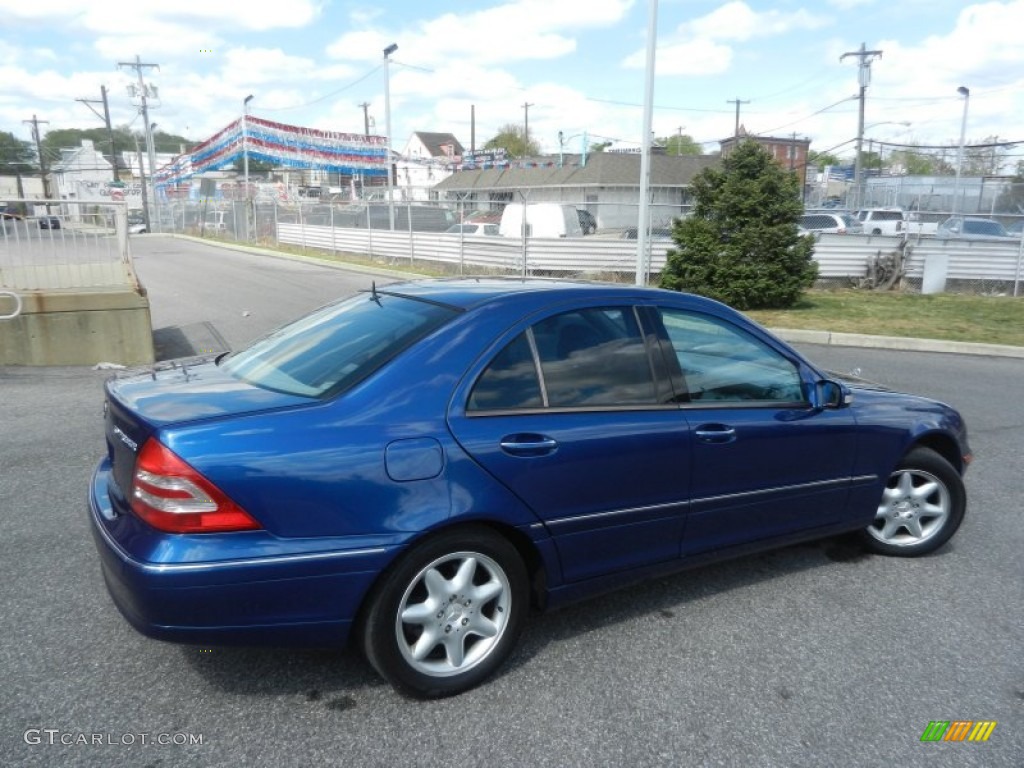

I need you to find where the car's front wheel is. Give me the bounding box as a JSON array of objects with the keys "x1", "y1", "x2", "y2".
[
  {"x1": 361, "y1": 527, "x2": 529, "y2": 698},
  {"x1": 860, "y1": 447, "x2": 965, "y2": 556}
]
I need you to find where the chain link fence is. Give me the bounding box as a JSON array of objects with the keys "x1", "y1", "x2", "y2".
[{"x1": 150, "y1": 189, "x2": 1024, "y2": 295}]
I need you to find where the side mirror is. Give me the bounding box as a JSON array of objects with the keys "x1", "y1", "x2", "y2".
[{"x1": 812, "y1": 380, "x2": 850, "y2": 410}]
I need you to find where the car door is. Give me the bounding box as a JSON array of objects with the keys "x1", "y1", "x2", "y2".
[
  {"x1": 652, "y1": 307, "x2": 860, "y2": 556},
  {"x1": 447, "y1": 304, "x2": 692, "y2": 583}
]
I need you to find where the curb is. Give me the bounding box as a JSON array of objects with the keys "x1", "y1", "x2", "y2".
[
  {"x1": 153, "y1": 232, "x2": 418, "y2": 280},
  {"x1": 771, "y1": 328, "x2": 1024, "y2": 359}
]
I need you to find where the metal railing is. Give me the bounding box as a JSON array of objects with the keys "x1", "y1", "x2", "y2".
[
  {"x1": 0, "y1": 289, "x2": 21, "y2": 320},
  {"x1": 0, "y1": 200, "x2": 138, "y2": 291}
]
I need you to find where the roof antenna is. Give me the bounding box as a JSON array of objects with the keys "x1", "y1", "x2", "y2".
[{"x1": 370, "y1": 280, "x2": 382, "y2": 305}]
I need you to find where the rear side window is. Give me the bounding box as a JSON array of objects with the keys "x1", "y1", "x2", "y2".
[
  {"x1": 221, "y1": 293, "x2": 457, "y2": 397},
  {"x1": 871, "y1": 211, "x2": 904, "y2": 221},
  {"x1": 468, "y1": 307, "x2": 658, "y2": 411}
]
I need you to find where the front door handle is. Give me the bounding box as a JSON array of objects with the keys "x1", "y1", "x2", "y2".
[
  {"x1": 694, "y1": 424, "x2": 737, "y2": 444},
  {"x1": 499, "y1": 434, "x2": 559, "y2": 456}
]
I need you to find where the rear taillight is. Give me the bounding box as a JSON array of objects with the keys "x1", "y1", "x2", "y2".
[{"x1": 130, "y1": 438, "x2": 262, "y2": 533}]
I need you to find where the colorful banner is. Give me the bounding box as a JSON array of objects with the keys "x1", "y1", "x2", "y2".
[{"x1": 153, "y1": 116, "x2": 389, "y2": 190}]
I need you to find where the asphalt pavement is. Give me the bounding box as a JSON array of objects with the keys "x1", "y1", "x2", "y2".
[{"x1": 1, "y1": 235, "x2": 1021, "y2": 767}]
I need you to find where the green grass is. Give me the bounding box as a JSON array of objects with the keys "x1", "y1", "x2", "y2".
[{"x1": 745, "y1": 290, "x2": 1024, "y2": 347}]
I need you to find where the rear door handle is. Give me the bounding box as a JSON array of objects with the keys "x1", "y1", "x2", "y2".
[
  {"x1": 499, "y1": 434, "x2": 559, "y2": 456},
  {"x1": 694, "y1": 424, "x2": 737, "y2": 444}
]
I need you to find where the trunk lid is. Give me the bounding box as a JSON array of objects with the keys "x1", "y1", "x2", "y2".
[{"x1": 103, "y1": 360, "x2": 314, "y2": 499}]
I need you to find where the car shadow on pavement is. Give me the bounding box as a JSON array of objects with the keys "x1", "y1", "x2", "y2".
[{"x1": 178, "y1": 534, "x2": 958, "y2": 700}]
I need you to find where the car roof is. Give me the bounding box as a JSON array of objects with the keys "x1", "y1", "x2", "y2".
[{"x1": 376, "y1": 277, "x2": 694, "y2": 311}]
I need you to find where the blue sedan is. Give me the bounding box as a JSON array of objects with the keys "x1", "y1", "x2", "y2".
[{"x1": 89, "y1": 279, "x2": 971, "y2": 697}]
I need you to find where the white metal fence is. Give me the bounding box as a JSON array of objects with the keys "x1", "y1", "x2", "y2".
[
  {"x1": 152, "y1": 198, "x2": 1024, "y2": 295},
  {"x1": 0, "y1": 200, "x2": 138, "y2": 291}
]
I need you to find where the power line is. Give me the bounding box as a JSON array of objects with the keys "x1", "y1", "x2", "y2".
[
  {"x1": 755, "y1": 95, "x2": 858, "y2": 135},
  {"x1": 257, "y1": 65, "x2": 384, "y2": 112}
]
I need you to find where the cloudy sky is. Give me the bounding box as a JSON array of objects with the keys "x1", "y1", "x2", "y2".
[{"x1": 2, "y1": 0, "x2": 1022, "y2": 165}]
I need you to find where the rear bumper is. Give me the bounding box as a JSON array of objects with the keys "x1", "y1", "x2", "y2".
[{"x1": 88, "y1": 458, "x2": 393, "y2": 647}]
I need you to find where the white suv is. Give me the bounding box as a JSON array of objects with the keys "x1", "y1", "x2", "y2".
[{"x1": 855, "y1": 208, "x2": 905, "y2": 235}]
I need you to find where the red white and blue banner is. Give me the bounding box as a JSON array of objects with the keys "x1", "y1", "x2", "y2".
[{"x1": 153, "y1": 116, "x2": 389, "y2": 190}]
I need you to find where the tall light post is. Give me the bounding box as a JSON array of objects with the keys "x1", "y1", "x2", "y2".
[
  {"x1": 952, "y1": 86, "x2": 970, "y2": 216},
  {"x1": 383, "y1": 42, "x2": 398, "y2": 231},
  {"x1": 243, "y1": 94, "x2": 254, "y2": 199},
  {"x1": 635, "y1": 0, "x2": 658, "y2": 286}
]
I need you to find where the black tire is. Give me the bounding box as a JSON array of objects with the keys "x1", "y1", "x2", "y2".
[
  {"x1": 859, "y1": 447, "x2": 966, "y2": 557},
  {"x1": 361, "y1": 526, "x2": 528, "y2": 698}
]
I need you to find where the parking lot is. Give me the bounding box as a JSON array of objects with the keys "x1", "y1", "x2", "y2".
[{"x1": 1, "y1": 236, "x2": 1021, "y2": 767}]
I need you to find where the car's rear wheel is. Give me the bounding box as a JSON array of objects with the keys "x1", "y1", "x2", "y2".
[
  {"x1": 860, "y1": 447, "x2": 965, "y2": 556},
  {"x1": 361, "y1": 527, "x2": 528, "y2": 698}
]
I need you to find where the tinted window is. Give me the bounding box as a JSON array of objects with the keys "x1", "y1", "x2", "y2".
[
  {"x1": 963, "y1": 220, "x2": 1006, "y2": 236},
  {"x1": 658, "y1": 309, "x2": 805, "y2": 403},
  {"x1": 872, "y1": 211, "x2": 904, "y2": 221},
  {"x1": 469, "y1": 308, "x2": 660, "y2": 411},
  {"x1": 468, "y1": 333, "x2": 542, "y2": 411},
  {"x1": 800, "y1": 214, "x2": 837, "y2": 230},
  {"x1": 222, "y1": 293, "x2": 457, "y2": 397},
  {"x1": 532, "y1": 308, "x2": 656, "y2": 407}
]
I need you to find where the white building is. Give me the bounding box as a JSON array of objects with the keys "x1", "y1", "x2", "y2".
[
  {"x1": 395, "y1": 132, "x2": 464, "y2": 201},
  {"x1": 51, "y1": 139, "x2": 118, "y2": 207}
]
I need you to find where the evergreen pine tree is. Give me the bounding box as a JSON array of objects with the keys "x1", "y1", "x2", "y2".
[{"x1": 660, "y1": 140, "x2": 817, "y2": 309}]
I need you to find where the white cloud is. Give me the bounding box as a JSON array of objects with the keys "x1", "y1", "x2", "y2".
[
  {"x1": 327, "y1": 0, "x2": 634, "y2": 65},
  {"x1": 622, "y1": 1, "x2": 831, "y2": 74},
  {"x1": 0, "y1": 0, "x2": 322, "y2": 31}
]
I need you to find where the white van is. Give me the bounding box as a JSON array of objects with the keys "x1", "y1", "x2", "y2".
[{"x1": 499, "y1": 203, "x2": 583, "y2": 238}]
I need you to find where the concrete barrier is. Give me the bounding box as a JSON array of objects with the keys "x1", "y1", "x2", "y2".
[{"x1": 0, "y1": 287, "x2": 154, "y2": 366}]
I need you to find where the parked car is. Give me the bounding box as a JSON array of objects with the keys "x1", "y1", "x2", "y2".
[
  {"x1": 576, "y1": 208, "x2": 597, "y2": 235},
  {"x1": 499, "y1": 203, "x2": 583, "y2": 238},
  {"x1": 854, "y1": 208, "x2": 905, "y2": 235},
  {"x1": 445, "y1": 223, "x2": 499, "y2": 236},
  {"x1": 127, "y1": 213, "x2": 148, "y2": 235},
  {"x1": 89, "y1": 279, "x2": 971, "y2": 698},
  {"x1": 37, "y1": 214, "x2": 61, "y2": 230},
  {"x1": 620, "y1": 226, "x2": 674, "y2": 240},
  {"x1": 935, "y1": 216, "x2": 1015, "y2": 241},
  {"x1": 904, "y1": 211, "x2": 944, "y2": 236},
  {"x1": 799, "y1": 212, "x2": 863, "y2": 235}
]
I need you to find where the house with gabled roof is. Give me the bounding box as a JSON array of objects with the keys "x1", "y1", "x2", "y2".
[
  {"x1": 396, "y1": 131, "x2": 465, "y2": 201},
  {"x1": 434, "y1": 151, "x2": 719, "y2": 230}
]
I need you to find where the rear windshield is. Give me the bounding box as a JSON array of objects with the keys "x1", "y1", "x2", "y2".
[{"x1": 221, "y1": 292, "x2": 458, "y2": 397}]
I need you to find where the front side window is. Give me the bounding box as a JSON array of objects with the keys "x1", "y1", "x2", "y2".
[
  {"x1": 658, "y1": 309, "x2": 805, "y2": 404},
  {"x1": 468, "y1": 307, "x2": 658, "y2": 411},
  {"x1": 221, "y1": 292, "x2": 457, "y2": 397}
]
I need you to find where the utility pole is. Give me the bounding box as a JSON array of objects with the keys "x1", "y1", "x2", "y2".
[
  {"x1": 23, "y1": 114, "x2": 50, "y2": 198},
  {"x1": 726, "y1": 98, "x2": 749, "y2": 138},
  {"x1": 522, "y1": 102, "x2": 534, "y2": 149},
  {"x1": 790, "y1": 131, "x2": 798, "y2": 171},
  {"x1": 119, "y1": 55, "x2": 161, "y2": 231},
  {"x1": 841, "y1": 43, "x2": 883, "y2": 210},
  {"x1": 76, "y1": 86, "x2": 119, "y2": 181},
  {"x1": 359, "y1": 102, "x2": 371, "y2": 136}
]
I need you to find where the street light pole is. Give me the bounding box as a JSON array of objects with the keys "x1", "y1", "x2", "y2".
[
  {"x1": 383, "y1": 43, "x2": 398, "y2": 231},
  {"x1": 952, "y1": 86, "x2": 970, "y2": 216},
  {"x1": 243, "y1": 94, "x2": 253, "y2": 199}
]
